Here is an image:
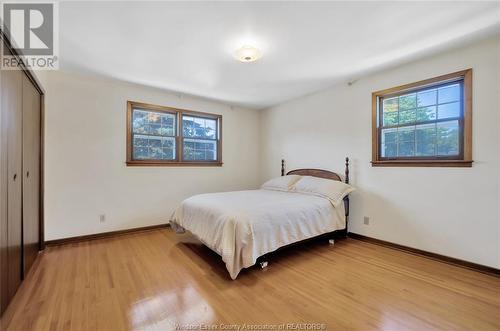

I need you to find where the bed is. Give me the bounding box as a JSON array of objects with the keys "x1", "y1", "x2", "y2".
[{"x1": 170, "y1": 158, "x2": 351, "y2": 279}]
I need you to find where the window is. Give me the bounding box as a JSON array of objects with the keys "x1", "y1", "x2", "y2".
[
  {"x1": 372, "y1": 69, "x2": 472, "y2": 167},
  {"x1": 126, "y1": 101, "x2": 222, "y2": 166}
]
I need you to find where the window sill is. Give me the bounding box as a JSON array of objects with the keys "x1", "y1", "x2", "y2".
[
  {"x1": 126, "y1": 161, "x2": 223, "y2": 167},
  {"x1": 371, "y1": 160, "x2": 473, "y2": 167}
]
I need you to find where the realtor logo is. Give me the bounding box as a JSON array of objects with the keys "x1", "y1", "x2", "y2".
[{"x1": 1, "y1": 2, "x2": 59, "y2": 70}]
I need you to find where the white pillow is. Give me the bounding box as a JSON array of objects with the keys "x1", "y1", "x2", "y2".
[
  {"x1": 261, "y1": 175, "x2": 302, "y2": 192},
  {"x1": 294, "y1": 176, "x2": 354, "y2": 206}
]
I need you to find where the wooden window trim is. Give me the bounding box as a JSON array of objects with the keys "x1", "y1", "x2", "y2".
[
  {"x1": 371, "y1": 69, "x2": 473, "y2": 167},
  {"x1": 126, "y1": 101, "x2": 223, "y2": 167}
]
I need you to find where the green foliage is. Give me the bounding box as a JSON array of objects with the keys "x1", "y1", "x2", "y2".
[
  {"x1": 132, "y1": 109, "x2": 176, "y2": 160},
  {"x1": 399, "y1": 93, "x2": 416, "y2": 110},
  {"x1": 182, "y1": 117, "x2": 217, "y2": 161}
]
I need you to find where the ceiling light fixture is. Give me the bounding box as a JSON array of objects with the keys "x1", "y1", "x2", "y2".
[{"x1": 235, "y1": 46, "x2": 262, "y2": 63}]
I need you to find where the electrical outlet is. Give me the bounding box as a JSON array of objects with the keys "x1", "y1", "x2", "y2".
[
  {"x1": 363, "y1": 216, "x2": 370, "y2": 225},
  {"x1": 99, "y1": 214, "x2": 106, "y2": 223}
]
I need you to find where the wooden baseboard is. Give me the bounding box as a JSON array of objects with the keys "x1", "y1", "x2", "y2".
[
  {"x1": 348, "y1": 232, "x2": 500, "y2": 276},
  {"x1": 45, "y1": 223, "x2": 170, "y2": 246}
]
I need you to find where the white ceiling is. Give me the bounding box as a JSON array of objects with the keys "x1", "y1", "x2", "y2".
[{"x1": 59, "y1": 1, "x2": 500, "y2": 109}]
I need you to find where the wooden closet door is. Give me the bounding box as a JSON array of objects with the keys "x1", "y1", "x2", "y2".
[
  {"x1": 2, "y1": 62, "x2": 23, "y2": 304},
  {"x1": 22, "y1": 75, "x2": 41, "y2": 276},
  {"x1": 0, "y1": 46, "x2": 8, "y2": 315}
]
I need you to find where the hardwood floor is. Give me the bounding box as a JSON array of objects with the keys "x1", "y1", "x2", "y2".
[{"x1": 1, "y1": 228, "x2": 499, "y2": 331}]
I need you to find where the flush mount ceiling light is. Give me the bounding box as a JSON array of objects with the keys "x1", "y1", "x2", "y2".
[{"x1": 235, "y1": 46, "x2": 262, "y2": 63}]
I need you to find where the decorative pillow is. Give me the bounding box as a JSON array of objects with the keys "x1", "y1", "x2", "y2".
[
  {"x1": 261, "y1": 175, "x2": 302, "y2": 192},
  {"x1": 294, "y1": 176, "x2": 355, "y2": 206}
]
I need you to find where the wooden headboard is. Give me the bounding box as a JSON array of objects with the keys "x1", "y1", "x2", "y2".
[
  {"x1": 281, "y1": 157, "x2": 349, "y2": 184},
  {"x1": 286, "y1": 169, "x2": 342, "y2": 181}
]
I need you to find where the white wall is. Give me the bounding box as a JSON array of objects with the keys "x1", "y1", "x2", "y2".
[
  {"x1": 44, "y1": 71, "x2": 261, "y2": 240},
  {"x1": 260, "y1": 37, "x2": 500, "y2": 268}
]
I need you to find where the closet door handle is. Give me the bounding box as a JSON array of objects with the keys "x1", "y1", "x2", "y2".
[
  {"x1": 26, "y1": 171, "x2": 30, "y2": 178},
  {"x1": 13, "y1": 173, "x2": 17, "y2": 181}
]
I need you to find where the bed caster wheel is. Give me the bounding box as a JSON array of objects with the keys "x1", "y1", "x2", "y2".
[
  {"x1": 260, "y1": 261, "x2": 268, "y2": 269},
  {"x1": 329, "y1": 239, "x2": 335, "y2": 246}
]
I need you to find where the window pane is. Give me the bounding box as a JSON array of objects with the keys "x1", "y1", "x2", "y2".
[
  {"x1": 382, "y1": 128, "x2": 397, "y2": 144},
  {"x1": 398, "y1": 126, "x2": 415, "y2": 142},
  {"x1": 416, "y1": 123, "x2": 436, "y2": 156},
  {"x1": 382, "y1": 97, "x2": 398, "y2": 126},
  {"x1": 438, "y1": 84, "x2": 460, "y2": 104},
  {"x1": 398, "y1": 127, "x2": 415, "y2": 157},
  {"x1": 159, "y1": 114, "x2": 175, "y2": 136},
  {"x1": 416, "y1": 106, "x2": 436, "y2": 122},
  {"x1": 183, "y1": 139, "x2": 194, "y2": 160},
  {"x1": 133, "y1": 135, "x2": 175, "y2": 160},
  {"x1": 398, "y1": 142, "x2": 414, "y2": 157},
  {"x1": 133, "y1": 109, "x2": 175, "y2": 136},
  {"x1": 437, "y1": 120, "x2": 459, "y2": 156},
  {"x1": 206, "y1": 120, "x2": 217, "y2": 139},
  {"x1": 183, "y1": 138, "x2": 217, "y2": 161},
  {"x1": 381, "y1": 128, "x2": 397, "y2": 157},
  {"x1": 382, "y1": 143, "x2": 397, "y2": 157},
  {"x1": 132, "y1": 110, "x2": 148, "y2": 134},
  {"x1": 417, "y1": 89, "x2": 437, "y2": 107},
  {"x1": 399, "y1": 93, "x2": 416, "y2": 111},
  {"x1": 437, "y1": 102, "x2": 460, "y2": 119},
  {"x1": 399, "y1": 109, "x2": 416, "y2": 125},
  {"x1": 183, "y1": 115, "x2": 217, "y2": 139}
]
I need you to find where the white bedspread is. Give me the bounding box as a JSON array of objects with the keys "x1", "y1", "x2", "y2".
[{"x1": 170, "y1": 189, "x2": 346, "y2": 279}]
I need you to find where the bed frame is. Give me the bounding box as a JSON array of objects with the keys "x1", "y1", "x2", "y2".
[{"x1": 256, "y1": 157, "x2": 350, "y2": 269}]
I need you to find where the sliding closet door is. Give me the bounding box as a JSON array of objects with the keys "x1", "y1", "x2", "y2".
[
  {"x1": 22, "y1": 75, "x2": 41, "y2": 275},
  {"x1": 2, "y1": 60, "x2": 23, "y2": 304}
]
